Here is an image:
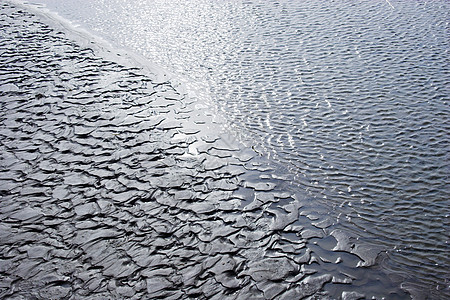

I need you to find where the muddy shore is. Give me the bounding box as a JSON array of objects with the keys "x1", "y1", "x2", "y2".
[{"x1": 0, "y1": 2, "x2": 413, "y2": 299}]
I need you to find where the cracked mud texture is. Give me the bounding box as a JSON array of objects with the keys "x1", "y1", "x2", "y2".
[{"x1": 0, "y1": 2, "x2": 410, "y2": 299}]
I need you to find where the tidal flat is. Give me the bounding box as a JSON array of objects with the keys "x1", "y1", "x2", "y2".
[{"x1": 1, "y1": 0, "x2": 448, "y2": 299}]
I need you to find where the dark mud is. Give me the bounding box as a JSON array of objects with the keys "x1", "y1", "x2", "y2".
[{"x1": 0, "y1": 2, "x2": 412, "y2": 299}]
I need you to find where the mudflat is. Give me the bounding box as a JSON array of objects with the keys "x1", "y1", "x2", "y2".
[{"x1": 0, "y1": 2, "x2": 413, "y2": 299}]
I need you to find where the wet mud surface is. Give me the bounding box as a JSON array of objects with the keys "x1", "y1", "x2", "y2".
[{"x1": 0, "y1": 2, "x2": 413, "y2": 299}]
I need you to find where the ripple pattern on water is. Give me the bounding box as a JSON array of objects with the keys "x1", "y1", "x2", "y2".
[{"x1": 211, "y1": 3, "x2": 450, "y2": 296}]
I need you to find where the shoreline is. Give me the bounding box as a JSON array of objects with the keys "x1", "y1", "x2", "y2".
[{"x1": 9, "y1": 0, "x2": 171, "y2": 84}]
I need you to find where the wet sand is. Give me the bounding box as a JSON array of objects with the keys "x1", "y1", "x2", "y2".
[{"x1": 0, "y1": 2, "x2": 412, "y2": 299}]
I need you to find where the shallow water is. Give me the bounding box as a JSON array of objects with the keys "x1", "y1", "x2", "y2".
[{"x1": 26, "y1": 0, "x2": 450, "y2": 297}]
